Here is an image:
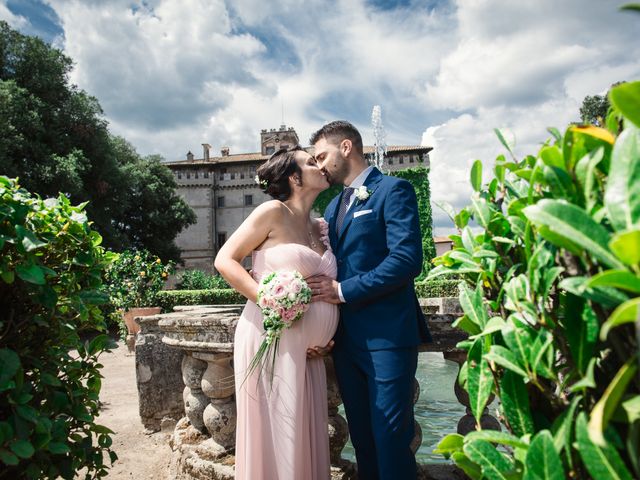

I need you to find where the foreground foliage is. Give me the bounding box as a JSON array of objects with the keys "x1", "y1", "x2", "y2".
[
  {"x1": 431, "y1": 81, "x2": 640, "y2": 479},
  {"x1": 0, "y1": 177, "x2": 116, "y2": 478}
]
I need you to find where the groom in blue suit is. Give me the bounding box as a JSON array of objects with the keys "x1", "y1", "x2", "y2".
[{"x1": 307, "y1": 121, "x2": 431, "y2": 480}]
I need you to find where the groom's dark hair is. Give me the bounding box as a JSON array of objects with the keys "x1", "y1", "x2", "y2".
[
  {"x1": 309, "y1": 120, "x2": 363, "y2": 156},
  {"x1": 256, "y1": 145, "x2": 304, "y2": 201}
]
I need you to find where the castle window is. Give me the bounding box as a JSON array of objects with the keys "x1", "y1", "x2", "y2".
[
  {"x1": 217, "y1": 233, "x2": 227, "y2": 249},
  {"x1": 244, "y1": 195, "x2": 253, "y2": 206},
  {"x1": 204, "y1": 171, "x2": 209, "y2": 178},
  {"x1": 195, "y1": 171, "x2": 199, "y2": 178},
  {"x1": 186, "y1": 172, "x2": 191, "y2": 178},
  {"x1": 399, "y1": 157, "x2": 404, "y2": 164},
  {"x1": 217, "y1": 196, "x2": 225, "y2": 208},
  {"x1": 177, "y1": 172, "x2": 182, "y2": 179},
  {"x1": 409, "y1": 156, "x2": 414, "y2": 163},
  {"x1": 388, "y1": 159, "x2": 393, "y2": 165},
  {"x1": 266, "y1": 146, "x2": 275, "y2": 155}
]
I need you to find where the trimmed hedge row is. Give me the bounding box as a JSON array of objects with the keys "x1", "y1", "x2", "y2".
[
  {"x1": 414, "y1": 279, "x2": 459, "y2": 298},
  {"x1": 155, "y1": 288, "x2": 245, "y2": 312},
  {"x1": 156, "y1": 279, "x2": 458, "y2": 313}
]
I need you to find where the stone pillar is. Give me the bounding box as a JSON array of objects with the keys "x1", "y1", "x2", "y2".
[
  {"x1": 135, "y1": 313, "x2": 185, "y2": 432},
  {"x1": 443, "y1": 351, "x2": 500, "y2": 434},
  {"x1": 181, "y1": 353, "x2": 208, "y2": 432},
  {"x1": 194, "y1": 351, "x2": 236, "y2": 452}
]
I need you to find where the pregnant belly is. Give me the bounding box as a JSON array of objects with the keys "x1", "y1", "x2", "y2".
[{"x1": 292, "y1": 301, "x2": 339, "y2": 348}]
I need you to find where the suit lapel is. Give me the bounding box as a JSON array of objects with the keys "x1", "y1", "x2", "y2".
[
  {"x1": 337, "y1": 168, "x2": 383, "y2": 241},
  {"x1": 327, "y1": 191, "x2": 343, "y2": 249}
]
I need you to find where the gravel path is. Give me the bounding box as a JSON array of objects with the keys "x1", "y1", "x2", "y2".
[{"x1": 94, "y1": 341, "x2": 173, "y2": 479}]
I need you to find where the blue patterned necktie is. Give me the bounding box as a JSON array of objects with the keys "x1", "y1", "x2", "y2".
[{"x1": 336, "y1": 187, "x2": 354, "y2": 233}]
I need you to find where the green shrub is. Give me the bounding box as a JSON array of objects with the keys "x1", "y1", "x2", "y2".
[
  {"x1": 415, "y1": 279, "x2": 459, "y2": 298},
  {"x1": 0, "y1": 177, "x2": 116, "y2": 478},
  {"x1": 430, "y1": 81, "x2": 640, "y2": 479},
  {"x1": 176, "y1": 269, "x2": 229, "y2": 290},
  {"x1": 155, "y1": 289, "x2": 245, "y2": 312}
]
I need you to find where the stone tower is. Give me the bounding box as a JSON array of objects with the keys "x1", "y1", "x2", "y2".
[{"x1": 260, "y1": 125, "x2": 300, "y2": 155}]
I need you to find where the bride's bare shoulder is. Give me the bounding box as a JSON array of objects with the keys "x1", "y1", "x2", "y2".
[{"x1": 249, "y1": 200, "x2": 285, "y2": 221}]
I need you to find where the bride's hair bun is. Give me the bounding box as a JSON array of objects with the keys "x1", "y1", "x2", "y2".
[{"x1": 256, "y1": 145, "x2": 304, "y2": 201}]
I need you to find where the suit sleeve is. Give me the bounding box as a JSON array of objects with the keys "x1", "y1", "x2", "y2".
[{"x1": 339, "y1": 180, "x2": 423, "y2": 304}]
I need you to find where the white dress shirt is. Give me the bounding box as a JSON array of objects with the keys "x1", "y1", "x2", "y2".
[{"x1": 337, "y1": 166, "x2": 374, "y2": 302}]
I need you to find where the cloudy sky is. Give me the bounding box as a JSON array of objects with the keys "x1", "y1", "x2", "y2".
[{"x1": 2, "y1": 0, "x2": 639, "y2": 235}]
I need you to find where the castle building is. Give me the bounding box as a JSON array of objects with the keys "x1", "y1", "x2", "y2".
[{"x1": 165, "y1": 125, "x2": 433, "y2": 272}]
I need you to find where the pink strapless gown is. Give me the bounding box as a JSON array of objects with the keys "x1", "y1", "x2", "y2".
[{"x1": 234, "y1": 242, "x2": 339, "y2": 480}]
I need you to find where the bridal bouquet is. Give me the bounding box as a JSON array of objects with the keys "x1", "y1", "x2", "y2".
[{"x1": 247, "y1": 270, "x2": 312, "y2": 382}]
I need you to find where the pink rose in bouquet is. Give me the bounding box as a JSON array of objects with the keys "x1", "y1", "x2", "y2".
[{"x1": 246, "y1": 270, "x2": 312, "y2": 383}]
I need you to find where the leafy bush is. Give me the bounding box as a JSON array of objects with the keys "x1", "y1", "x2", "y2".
[
  {"x1": 0, "y1": 177, "x2": 116, "y2": 478},
  {"x1": 415, "y1": 279, "x2": 459, "y2": 298},
  {"x1": 155, "y1": 289, "x2": 244, "y2": 312},
  {"x1": 103, "y1": 249, "x2": 174, "y2": 311},
  {"x1": 430, "y1": 81, "x2": 640, "y2": 479},
  {"x1": 176, "y1": 269, "x2": 229, "y2": 290}
]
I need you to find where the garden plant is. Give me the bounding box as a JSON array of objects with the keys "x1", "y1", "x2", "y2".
[
  {"x1": 0, "y1": 177, "x2": 116, "y2": 478},
  {"x1": 430, "y1": 80, "x2": 640, "y2": 479}
]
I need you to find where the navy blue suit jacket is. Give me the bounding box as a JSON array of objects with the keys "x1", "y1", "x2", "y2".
[{"x1": 324, "y1": 168, "x2": 432, "y2": 350}]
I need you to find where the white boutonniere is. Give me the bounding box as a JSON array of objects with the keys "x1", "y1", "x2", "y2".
[{"x1": 355, "y1": 185, "x2": 372, "y2": 203}]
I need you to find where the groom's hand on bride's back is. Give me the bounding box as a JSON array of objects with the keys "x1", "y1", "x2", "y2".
[{"x1": 307, "y1": 275, "x2": 342, "y2": 304}]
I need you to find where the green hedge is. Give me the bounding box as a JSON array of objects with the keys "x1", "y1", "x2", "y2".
[
  {"x1": 415, "y1": 279, "x2": 459, "y2": 298},
  {"x1": 156, "y1": 289, "x2": 245, "y2": 312},
  {"x1": 0, "y1": 177, "x2": 116, "y2": 478}
]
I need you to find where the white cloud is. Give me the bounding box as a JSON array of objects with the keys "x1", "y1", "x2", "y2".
[{"x1": 0, "y1": 0, "x2": 29, "y2": 29}]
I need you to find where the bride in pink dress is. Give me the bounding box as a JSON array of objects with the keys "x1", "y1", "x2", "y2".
[{"x1": 214, "y1": 146, "x2": 339, "y2": 480}]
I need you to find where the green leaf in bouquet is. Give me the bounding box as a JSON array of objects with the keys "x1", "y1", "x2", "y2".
[
  {"x1": 610, "y1": 228, "x2": 640, "y2": 265},
  {"x1": 471, "y1": 159, "x2": 483, "y2": 192},
  {"x1": 523, "y1": 430, "x2": 564, "y2": 480},
  {"x1": 604, "y1": 125, "x2": 640, "y2": 231},
  {"x1": 588, "y1": 358, "x2": 638, "y2": 447},
  {"x1": 485, "y1": 345, "x2": 528, "y2": 378},
  {"x1": 600, "y1": 297, "x2": 640, "y2": 340},
  {"x1": 467, "y1": 338, "x2": 494, "y2": 425},
  {"x1": 500, "y1": 371, "x2": 534, "y2": 437},
  {"x1": 587, "y1": 269, "x2": 640, "y2": 294},
  {"x1": 575, "y1": 412, "x2": 633, "y2": 480},
  {"x1": 464, "y1": 439, "x2": 514, "y2": 480},
  {"x1": 523, "y1": 199, "x2": 624, "y2": 269},
  {"x1": 609, "y1": 80, "x2": 640, "y2": 129}
]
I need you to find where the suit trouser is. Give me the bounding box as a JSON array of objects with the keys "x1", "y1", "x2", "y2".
[{"x1": 333, "y1": 341, "x2": 418, "y2": 480}]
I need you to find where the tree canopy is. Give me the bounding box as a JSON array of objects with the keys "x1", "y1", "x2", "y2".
[{"x1": 0, "y1": 21, "x2": 195, "y2": 261}]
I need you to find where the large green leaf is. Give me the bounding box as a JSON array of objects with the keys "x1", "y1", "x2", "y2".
[
  {"x1": 464, "y1": 440, "x2": 514, "y2": 480},
  {"x1": 587, "y1": 269, "x2": 640, "y2": 293},
  {"x1": 452, "y1": 451, "x2": 483, "y2": 480},
  {"x1": 575, "y1": 412, "x2": 633, "y2": 480},
  {"x1": 552, "y1": 395, "x2": 581, "y2": 468},
  {"x1": 465, "y1": 430, "x2": 528, "y2": 449},
  {"x1": 604, "y1": 125, "x2": 640, "y2": 231},
  {"x1": 471, "y1": 160, "x2": 483, "y2": 192},
  {"x1": 588, "y1": 358, "x2": 638, "y2": 446},
  {"x1": 609, "y1": 80, "x2": 640, "y2": 129},
  {"x1": 500, "y1": 371, "x2": 534, "y2": 437},
  {"x1": 560, "y1": 276, "x2": 629, "y2": 309},
  {"x1": 15, "y1": 225, "x2": 47, "y2": 252},
  {"x1": 524, "y1": 430, "x2": 565, "y2": 480},
  {"x1": 610, "y1": 228, "x2": 640, "y2": 266},
  {"x1": 15, "y1": 263, "x2": 46, "y2": 285},
  {"x1": 600, "y1": 297, "x2": 640, "y2": 340},
  {"x1": 458, "y1": 282, "x2": 488, "y2": 329},
  {"x1": 495, "y1": 128, "x2": 516, "y2": 160},
  {"x1": 524, "y1": 199, "x2": 624, "y2": 269},
  {"x1": 485, "y1": 345, "x2": 528, "y2": 378},
  {"x1": 502, "y1": 323, "x2": 532, "y2": 372},
  {"x1": 433, "y1": 433, "x2": 464, "y2": 458},
  {"x1": 467, "y1": 338, "x2": 494, "y2": 425},
  {"x1": 471, "y1": 195, "x2": 492, "y2": 229},
  {"x1": 563, "y1": 304, "x2": 598, "y2": 375}
]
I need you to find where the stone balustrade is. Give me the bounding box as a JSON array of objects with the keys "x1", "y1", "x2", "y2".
[{"x1": 134, "y1": 300, "x2": 499, "y2": 480}]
